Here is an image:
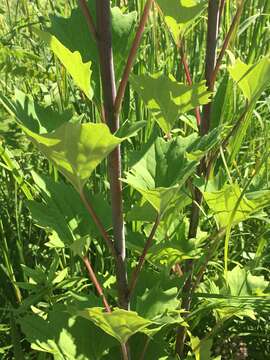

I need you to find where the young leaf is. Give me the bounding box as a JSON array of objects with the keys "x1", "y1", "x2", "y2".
[
  {"x1": 22, "y1": 122, "x2": 122, "y2": 191},
  {"x1": 77, "y1": 307, "x2": 151, "y2": 344},
  {"x1": 130, "y1": 73, "x2": 211, "y2": 134},
  {"x1": 36, "y1": 29, "x2": 93, "y2": 100},
  {"x1": 156, "y1": 0, "x2": 206, "y2": 44}
]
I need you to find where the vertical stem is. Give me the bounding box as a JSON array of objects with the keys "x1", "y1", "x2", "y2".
[
  {"x1": 78, "y1": 0, "x2": 98, "y2": 41},
  {"x1": 211, "y1": 1, "x2": 245, "y2": 89},
  {"x1": 114, "y1": 0, "x2": 153, "y2": 117},
  {"x1": 176, "y1": 2, "x2": 220, "y2": 357},
  {"x1": 95, "y1": 0, "x2": 129, "y2": 310},
  {"x1": 201, "y1": 0, "x2": 220, "y2": 136},
  {"x1": 179, "y1": 44, "x2": 201, "y2": 126}
]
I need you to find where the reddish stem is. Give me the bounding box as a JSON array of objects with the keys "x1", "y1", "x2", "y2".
[
  {"x1": 210, "y1": 2, "x2": 245, "y2": 89},
  {"x1": 218, "y1": 0, "x2": 226, "y2": 29},
  {"x1": 83, "y1": 255, "x2": 111, "y2": 313},
  {"x1": 114, "y1": 0, "x2": 154, "y2": 117},
  {"x1": 129, "y1": 215, "x2": 160, "y2": 297},
  {"x1": 179, "y1": 46, "x2": 201, "y2": 126},
  {"x1": 78, "y1": 0, "x2": 98, "y2": 41},
  {"x1": 79, "y1": 191, "x2": 116, "y2": 258}
]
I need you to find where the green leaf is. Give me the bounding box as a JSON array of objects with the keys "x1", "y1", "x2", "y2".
[
  {"x1": 136, "y1": 286, "x2": 179, "y2": 320},
  {"x1": 111, "y1": 7, "x2": 137, "y2": 80},
  {"x1": 130, "y1": 73, "x2": 211, "y2": 133},
  {"x1": 126, "y1": 199, "x2": 158, "y2": 222},
  {"x1": 202, "y1": 183, "x2": 257, "y2": 227},
  {"x1": 70, "y1": 236, "x2": 91, "y2": 257},
  {"x1": 27, "y1": 173, "x2": 111, "y2": 249},
  {"x1": 19, "y1": 311, "x2": 117, "y2": 359},
  {"x1": 227, "y1": 266, "x2": 268, "y2": 297},
  {"x1": 48, "y1": 4, "x2": 136, "y2": 100},
  {"x1": 52, "y1": 268, "x2": 68, "y2": 285},
  {"x1": 210, "y1": 74, "x2": 235, "y2": 129},
  {"x1": 22, "y1": 122, "x2": 122, "y2": 191},
  {"x1": 126, "y1": 190, "x2": 191, "y2": 223},
  {"x1": 147, "y1": 237, "x2": 202, "y2": 268},
  {"x1": 127, "y1": 333, "x2": 170, "y2": 360},
  {"x1": 227, "y1": 57, "x2": 270, "y2": 162},
  {"x1": 156, "y1": 0, "x2": 206, "y2": 43},
  {"x1": 123, "y1": 135, "x2": 197, "y2": 213},
  {"x1": 186, "y1": 127, "x2": 222, "y2": 160},
  {"x1": 189, "y1": 332, "x2": 212, "y2": 360},
  {"x1": 115, "y1": 120, "x2": 147, "y2": 138},
  {"x1": 198, "y1": 279, "x2": 256, "y2": 322},
  {"x1": 124, "y1": 132, "x2": 218, "y2": 214},
  {"x1": 0, "y1": 89, "x2": 73, "y2": 134},
  {"x1": 228, "y1": 57, "x2": 270, "y2": 103},
  {"x1": 36, "y1": 29, "x2": 93, "y2": 100},
  {"x1": 77, "y1": 307, "x2": 151, "y2": 344}
]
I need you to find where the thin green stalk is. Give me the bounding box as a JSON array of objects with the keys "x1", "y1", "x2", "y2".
[
  {"x1": 224, "y1": 151, "x2": 269, "y2": 279},
  {"x1": 0, "y1": 220, "x2": 22, "y2": 304}
]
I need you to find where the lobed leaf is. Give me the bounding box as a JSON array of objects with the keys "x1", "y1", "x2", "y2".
[
  {"x1": 22, "y1": 122, "x2": 122, "y2": 191},
  {"x1": 203, "y1": 183, "x2": 270, "y2": 227},
  {"x1": 47, "y1": 3, "x2": 136, "y2": 100},
  {"x1": 124, "y1": 131, "x2": 220, "y2": 214},
  {"x1": 19, "y1": 311, "x2": 117, "y2": 359},
  {"x1": 130, "y1": 73, "x2": 211, "y2": 134}
]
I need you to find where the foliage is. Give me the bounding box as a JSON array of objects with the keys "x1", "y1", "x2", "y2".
[{"x1": 0, "y1": 0, "x2": 270, "y2": 360}]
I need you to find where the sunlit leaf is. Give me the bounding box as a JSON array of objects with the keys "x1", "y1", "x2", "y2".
[
  {"x1": 203, "y1": 183, "x2": 256, "y2": 227},
  {"x1": 227, "y1": 266, "x2": 269, "y2": 297},
  {"x1": 77, "y1": 307, "x2": 151, "y2": 344},
  {"x1": 36, "y1": 29, "x2": 93, "y2": 100},
  {"x1": 156, "y1": 0, "x2": 206, "y2": 43},
  {"x1": 22, "y1": 122, "x2": 122, "y2": 191},
  {"x1": 203, "y1": 183, "x2": 270, "y2": 228},
  {"x1": 47, "y1": 3, "x2": 136, "y2": 100},
  {"x1": 228, "y1": 57, "x2": 270, "y2": 103},
  {"x1": 189, "y1": 331, "x2": 212, "y2": 360},
  {"x1": 130, "y1": 73, "x2": 211, "y2": 133},
  {"x1": 123, "y1": 135, "x2": 197, "y2": 214}
]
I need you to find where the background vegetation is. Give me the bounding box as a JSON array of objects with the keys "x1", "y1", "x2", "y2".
[{"x1": 0, "y1": 0, "x2": 270, "y2": 359}]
